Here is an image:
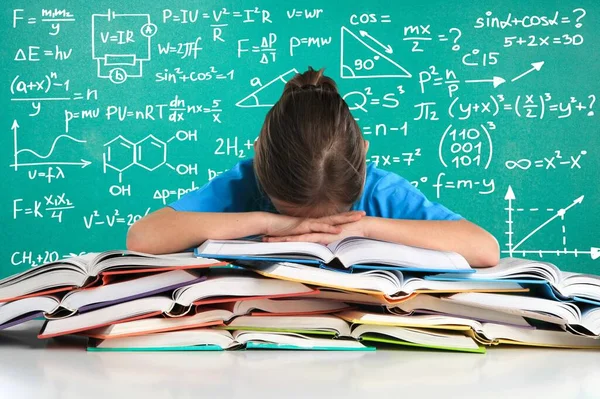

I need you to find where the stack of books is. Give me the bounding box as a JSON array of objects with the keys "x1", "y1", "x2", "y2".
[{"x1": 1, "y1": 237, "x2": 599, "y2": 353}]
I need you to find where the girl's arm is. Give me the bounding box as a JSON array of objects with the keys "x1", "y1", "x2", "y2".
[
  {"x1": 362, "y1": 217, "x2": 500, "y2": 267},
  {"x1": 126, "y1": 208, "x2": 365, "y2": 254},
  {"x1": 265, "y1": 217, "x2": 499, "y2": 267}
]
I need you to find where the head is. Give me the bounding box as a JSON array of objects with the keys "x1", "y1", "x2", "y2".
[{"x1": 254, "y1": 67, "x2": 369, "y2": 218}]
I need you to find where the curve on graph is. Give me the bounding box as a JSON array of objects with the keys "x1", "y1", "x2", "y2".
[{"x1": 16, "y1": 135, "x2": 86, "y2": 159}]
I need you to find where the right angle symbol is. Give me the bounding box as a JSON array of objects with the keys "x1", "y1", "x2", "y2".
[{"x1": 340, "y1": 27, "x2": 412, "y2": 79}]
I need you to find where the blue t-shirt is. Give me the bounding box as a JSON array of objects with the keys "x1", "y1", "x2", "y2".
[{"x1": 169, "y1": 159, "x2": 462, "y2": 221}]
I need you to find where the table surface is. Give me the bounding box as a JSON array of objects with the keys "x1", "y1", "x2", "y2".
[{"x1": 1, "y1": 320, "x2": 599, "y2": 399}]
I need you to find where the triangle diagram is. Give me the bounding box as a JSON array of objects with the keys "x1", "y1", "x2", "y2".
[
  {"x1": 236, "y1": 69, "x2": 299, "y2": 108},
  {"x1": 340, "y1": 27, "x2": 411, "y2": 79}
]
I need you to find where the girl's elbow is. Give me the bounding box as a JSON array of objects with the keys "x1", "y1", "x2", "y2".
[
  {"x1": 475, "y1": 234, "x2": 500, "y2": 267},
  {"x1": 126, "y1": 221, "x2": 154, "y2": 253}
]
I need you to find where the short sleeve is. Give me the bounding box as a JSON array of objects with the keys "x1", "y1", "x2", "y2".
[
  {"x1": 360, "y1": 169, "x2": 463, "y2": 221},
  {"x1": 168, "y1": 160, "x2": 262, "y2": 213},
  {"x1": 391, "y1": 186, "x2": 463, "y2": 221}
]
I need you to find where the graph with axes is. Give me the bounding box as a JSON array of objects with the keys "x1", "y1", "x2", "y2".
[{"x1": 503, "y1": 186, "x2": 599, "y2": 261}]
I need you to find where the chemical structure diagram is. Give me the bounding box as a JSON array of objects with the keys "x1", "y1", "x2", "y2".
[{"x1": 102, "y1": 130, "x2": 198, "y2": 183}]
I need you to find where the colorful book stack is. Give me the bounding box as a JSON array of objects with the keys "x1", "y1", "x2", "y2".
[{"x1": 1, "y1": 237, "x2": 600, "y2": 353}]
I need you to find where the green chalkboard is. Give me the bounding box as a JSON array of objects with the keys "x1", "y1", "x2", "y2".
[{"x1": 1, "y1": 0, "x2": 599, "y2": 278}]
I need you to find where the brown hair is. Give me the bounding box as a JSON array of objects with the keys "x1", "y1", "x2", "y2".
[{"x1": 254, "y1": 67, "x2": 366, "y2": 214}]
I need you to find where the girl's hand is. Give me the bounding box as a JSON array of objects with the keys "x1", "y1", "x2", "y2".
[
  {"x1": 263, "y1": 211, "x2": 366, "y2": 238},
  {"x1": 263, "y1": 217, "x2": 370, "y2": 245}
]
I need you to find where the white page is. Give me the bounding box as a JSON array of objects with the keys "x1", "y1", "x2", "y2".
[
  {"x1": 173, "y1": 274, "x2": 312, "y2": 306},
  {"x1": 333, "y1": 237, "x2": 470, "y2": 270},
  {"x1": 339, "y1": 310, "x2": 483, "y2": 331},
  {"x1": 197, "y1": 240, "x2": 335, "y2": 263},
  {"x1": 227, "y1": 315, "x2": 352, "y2": 336},
  {"x1": 448, "y1": 293, "x2": 581, "y2": 324},
  {"x1": 0, "y1": 270, "x2": 88, "y2": 301},
  {"x1": 0, "y1": 296, "x2": 59, "y2": 325},
  {"x1": 86, "y1": 309, "x2": 234, "y2": 337},
  {"x1": 258, "y1": 262, "x2": 402, "y2": 296},
  {"x1": 61, "y1": 270, "x2": 200, "y2": 311},
  {"x1": 352, "y1": 324, "x2": 480, "y2": 350},
  {"x1": 479, "y1": 323, "x2": 600, "y2": 347},
  {"x1": 438, "y1": 258, "x2": 560, "y2": 282},
  {"x1": 232, "y1": 330, "x2": 365, "y2": 349},
  {"x1": 233, "y1": 297, "x2": 349, "y2": 316},
  {"x1": 41, "y1": 296, "x2": 174, "y2": 336},
  {"x1": 96, "y1": 329, "x2": 235, "y2": 349}
]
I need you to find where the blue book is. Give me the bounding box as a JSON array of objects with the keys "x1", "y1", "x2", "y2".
[
  {"x1": 425, "y1": 257, "x2": 600, "y2": 305},
  {"x1": 195, "y1": 236, "x2": 474, "y2": 274}
]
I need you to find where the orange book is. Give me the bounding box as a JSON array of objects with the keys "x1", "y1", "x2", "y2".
[
  {"x1": 247, "y1": 262, "x2": 528, "y2": 305},
  {"x1": 38, "y1": 272, "x2": 316, "y2": 339}
]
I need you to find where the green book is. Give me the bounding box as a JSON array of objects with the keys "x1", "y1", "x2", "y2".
[{"x1": 360, "y1": 334, "x2": 486, "y2": 354}]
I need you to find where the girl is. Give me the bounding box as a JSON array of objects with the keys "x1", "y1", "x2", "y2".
[{"x1": 127, "y1": 67, "x2": 499, "y2": 267}]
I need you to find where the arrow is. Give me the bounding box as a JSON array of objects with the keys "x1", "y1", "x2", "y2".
[
  {"x1": 504, "y1": 186, "x2": 515, "y2": 201},
  {"x1": 12, "y1": 119, "x2": 19, "y2": 171},
  {"x1": 512, "y1": 195, "x2": 584, "y2": 252},
  {"x1": 359, "y1": 30, "x2": 393, "y2": 54},
  {"x1": 593, "y1": 247, "x2": 600, "y2": 260},
  {"x1": 10, "y1": 160, "x2": 92, "y2": 169},
  {"x1": 511, "y1": 61, "x2": 544, "y2": 82},
  {"x1": 504, "y1": 186, "x2": 516, "y2": 257},
  {"x1": 464, "y1": 76, "x2": 506, "y2": 88}
]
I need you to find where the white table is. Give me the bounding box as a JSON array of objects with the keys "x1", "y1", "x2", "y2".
[{"x1": 1, "y1": 321, "x2": 598, "y2": 399}]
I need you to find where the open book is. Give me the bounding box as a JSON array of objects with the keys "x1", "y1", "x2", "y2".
[
  {"x1": 337, "y1": 310, "x2": 487, "y2": 332},
  {"x1": 446, "y1": 292, "x2": 600, "y2": 336},
  {"x1": 0, "y1": 270, "x2": 204, "y2": 330},
  {"x1": 428, "y1": 257, "x2": 600, "y2": 304},
  {"x1": 217, "y1": 297, "x2": 351, "y2": 317},
  {"x1": 246, "y1": 261, "x2": 525, "y2": 304},
  {"x1": 224, "y1": 314, "x2": 353, "y2": 337},
  {"x1": 82, "y1": 309, "x2": 234, "y2": 339},
  {"x1": 87, "y1": 329, "x2": 371, "y2": 351},
  {"x1": 222, "y1": 315, "x2": 483, "y2": 353},
  {"x1": 390, "y1": 294, "x2": 532, "y2": 328},
  {"x1": 0, "y1": 251, "x2": 225, "y2": 302},
  {"x1": 80, "y1": 298, "x2": 350, "y2": 339},
  {"x1": 195, "y1": 236, "x2": 472, "y2": 272},
  {"x1": 38, "y1": 273, "x2": 315, "y2": 338},
  {"x1": 354, "y1": 324, "x2": 484, "y2": 353},
  {"x1": 469, "y1": 322, "x2": 600, "y2": 349}
]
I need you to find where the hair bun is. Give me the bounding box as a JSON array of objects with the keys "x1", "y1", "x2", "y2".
[{"x1": 283, "y1": 67, "x2": 338, "y2": 95}]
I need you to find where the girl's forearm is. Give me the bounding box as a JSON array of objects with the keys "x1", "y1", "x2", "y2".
[
  {"x1": 127, "y1": 208, "x2": 269, "y2": 254},
  {"x1": 362, "y1": 217, "x2": 500, "y2": 267}
]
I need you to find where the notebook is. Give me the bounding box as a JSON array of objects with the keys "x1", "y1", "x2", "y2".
[
  {"x1": 0, "y1": 251, "x2": 225, "y2": 302},
  {"x1": 244, "y1": 261, "x2": 526, "y2": 304},
  {"x1": 195, "y1": 236, "x2": 473, "y2": 273},
  {"x1": 38, "y1": 273, "x2": 316, "y2": 338},
  {"x1": 428, "y1": 257, "x2": 600, "y2": 304},
  {"x1": 86, "y1": 329, "x2": 372, "y2": 351},
  {"x1": 446, "y1": 292, "x2": 600, "y2": 336}
]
